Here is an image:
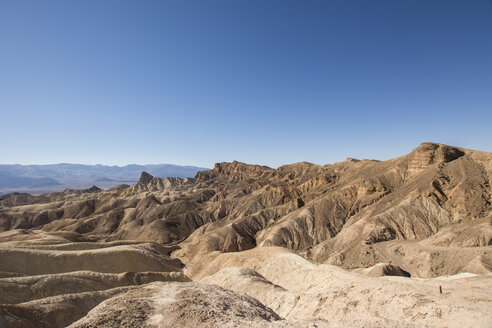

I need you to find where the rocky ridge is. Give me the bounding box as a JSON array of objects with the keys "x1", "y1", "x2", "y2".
[{"x1": 0, "y1": 142, "x2": 491, "y2": 327}]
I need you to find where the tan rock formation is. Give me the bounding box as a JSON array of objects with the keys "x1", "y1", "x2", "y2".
[{"x1": 0, "y1": 142, "x2": 491, "y2": 327}]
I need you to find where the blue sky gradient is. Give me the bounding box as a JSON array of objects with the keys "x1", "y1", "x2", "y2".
[{"x1": 1, "y1": 0, "x2": 491, "y2": 167}]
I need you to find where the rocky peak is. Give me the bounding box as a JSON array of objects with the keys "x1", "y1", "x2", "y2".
[
  {"x1": 214, "y1": 161, "x2": 272, "y2": 175},
  {"x1": 408, "y1": 142, "x2": 465, "y2": 171},
  {"x1": 139, "y1": 171, "x2": 154, "y2": 185},
  {"x1": 196, "y1": 161, "x2": 273, "y2": 181},
  {"x1": 86, "y1": 185, "x2": 102, "y2": 193}
]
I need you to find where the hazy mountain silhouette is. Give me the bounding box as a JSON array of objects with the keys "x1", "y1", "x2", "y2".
[{"x1": 0, "y1": 164, "x2": 208, "y2": 194}]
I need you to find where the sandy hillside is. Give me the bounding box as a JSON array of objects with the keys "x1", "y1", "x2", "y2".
[{"x1": 0, "y1": 142, "x2": 491, "y2": 327}]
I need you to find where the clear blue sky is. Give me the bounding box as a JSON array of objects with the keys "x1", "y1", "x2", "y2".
[{"x1": 1, "y1": 0, "x2": 491, "y2": 168}]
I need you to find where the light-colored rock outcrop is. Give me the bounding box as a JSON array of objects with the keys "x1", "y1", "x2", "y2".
[{"x1": 198, "y1": 247, "x2": 492, "y2": 328}]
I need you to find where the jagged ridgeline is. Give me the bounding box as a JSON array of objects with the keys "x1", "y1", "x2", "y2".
[
  {"x1": 1, "y1": 142, "x2": 490, "y2": 278},
  {"x1": 0, "y1": 142, "x2": 491, "y2": 328}
]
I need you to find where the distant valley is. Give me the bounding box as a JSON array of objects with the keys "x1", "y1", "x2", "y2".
[{"x1": 0, "y1": 163, "x2": 208, "y2": 194}]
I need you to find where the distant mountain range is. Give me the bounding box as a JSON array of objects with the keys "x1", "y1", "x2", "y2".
[{"x1": 0, "y1": 164, "x2": 208, "y2": 194}]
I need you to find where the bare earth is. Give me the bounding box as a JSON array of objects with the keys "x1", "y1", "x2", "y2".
[{"x1": 0, "y1": 142, "x2": 491, "y2": 327}]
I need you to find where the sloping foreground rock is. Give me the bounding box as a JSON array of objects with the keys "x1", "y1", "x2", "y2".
[
  {"x1": 68, "y1": 282, "x2": 416, "y2": 328},
  {"x1": 69, "y1": 282, "x2": 284, "y2": 328},
  {"x1": 197, "y1": 247, "x2": 492, "y2": 328}
]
